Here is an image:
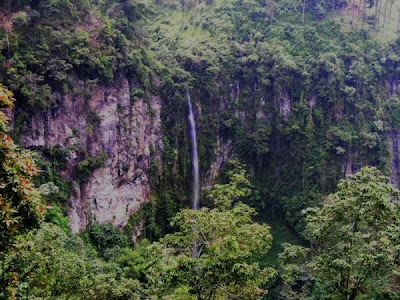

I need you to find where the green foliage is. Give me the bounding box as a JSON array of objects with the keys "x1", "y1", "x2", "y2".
[
  {"x1": 3, "y1": 0, "x2": 398, "y2": 240},
  {"x1": 207, "y1": 159, "x2": 252, "y2": 209},
  {"x1": 2, "y1": 2, "x2": 400, "y2": 299},
  {"x1": 85, "y1": 223, "x2": 130, "y2": 259},
  {"x1": 147, "y1": 203, "x2": 276, "y2": 299},
  {"x1": 0, "y1": 0, "x2": 153, "y2": 114},
  {"x1": 130, "y1": 88, "x2": 145, "y2": 100},
  {"x1": 5, "y1": 205, "x2": 271, "y2": 300},
  {"x1": 0, "y1": 223, "x2": 142, "y2": 300},
  {"x1": 0, "y1": 84, "x2": 45, "y2": 254},
  {"x1": 38, "y1": 170, "x2": 71, "y2": 206},
  {"x1": 386, "y1": 97, "x2": 400, "y2": 128},
  {"x1": 146, "y1": 0, "x2": 399, "y2": 234},
  {"x1": 45, "y1": 204, "x2": 70, "y2": 233},
  {"x1": 124, "y1": 201, "x2": 164, "y2": 241},
  {"x1": 76, "y1": 155, "x2": 106, "y2": 182},
  {"x1": 145, "y1": 165, "x2": 275, "y2": 299},
  {"x1": 116, "y1": 239, "x2": 152, "y2": 281},
  {"x1": 0, "y1": 223, "x2": 89, "y2": 299},
  {"x1": 280, "y1": 167, "x2": 400, "y2": 300}
]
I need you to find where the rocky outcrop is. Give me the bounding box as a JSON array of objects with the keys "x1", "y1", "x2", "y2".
[
  {"x1": 341, "y1": 149, "x2": 353, "y2": 176},
  {"x1": 204, "y1": 137, "x2": 233, "y2": 190},
  {"x1": 276, "y1": 88, "x2": 292, "y2": 118},
  {"x1": 17, "y1": 76, "x2": 163, "y2": 232}
]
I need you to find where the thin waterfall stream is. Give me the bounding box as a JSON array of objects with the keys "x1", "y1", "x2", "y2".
[{"x1": 187, "y1": 91, "x2": 200, "y2": 210}]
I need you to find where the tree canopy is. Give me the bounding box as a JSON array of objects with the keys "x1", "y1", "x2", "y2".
[
  {"x1": 280, "y1": 167, "x2": 400, "y2": 300},
  {"x1": 146, "y1": 161, "x2": 276, "y2": 299}
]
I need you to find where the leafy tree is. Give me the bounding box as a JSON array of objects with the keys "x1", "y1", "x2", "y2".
[
  {"x1": 280, "y1": 167, "x2": 400, "y2": 300},
  {"x1": 146, "y1": 162, "x2": 276, "y2": 300},
  {"x1": 0, "y1": 84, "x2": 44, "y2": 253},
  {"x1": 147, "y1": 205, "x2": 276, "y2": 299},
  {"x1": 207, "y1": 158, "x2": 252, "y2": 209},
  {"x1": 45, "y1": 204, "x2": 70, "y2": 233},
  {"x1": 85, "y1": 223, "x2": 130, "y2": 259},
  {"x1": 0, "y1": 223, "x2": 89, "y2": 299},
  {"x1": 0, "y1": 223, "x2": 142, "y2": 300},
  {"x1": 116, "y1": 239, "x2": 153, "y2": 281}
]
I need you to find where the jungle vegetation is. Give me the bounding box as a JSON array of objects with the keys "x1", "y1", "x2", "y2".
[{"x1": 1, "y1": 0, "x2": 400, "y2": 299}]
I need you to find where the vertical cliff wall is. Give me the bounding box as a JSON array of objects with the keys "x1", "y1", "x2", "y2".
[{"x1": 16, "y1": 76, "x2": 163, "y2": 232}]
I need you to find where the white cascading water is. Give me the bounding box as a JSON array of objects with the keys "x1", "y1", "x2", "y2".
[{"x1": 187, "y1": 91, "x2": 200, "y2": 210}]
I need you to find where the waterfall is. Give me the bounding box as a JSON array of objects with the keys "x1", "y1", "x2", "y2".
[{"x1": 187, "y1": 91, "x2": 200, "y2": 210}]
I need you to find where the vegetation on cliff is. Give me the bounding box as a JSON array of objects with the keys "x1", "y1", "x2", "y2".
[{"x1": 1, "y1": 0, "x2": 400, "y2": 299}]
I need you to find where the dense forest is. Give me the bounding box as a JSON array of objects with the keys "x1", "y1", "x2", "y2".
[{"x1": 1, "y1": 0, "x2": 400, "y2": 299}]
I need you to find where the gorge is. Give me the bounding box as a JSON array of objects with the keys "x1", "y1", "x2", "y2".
[
  {"x1": 2, "y1": 0, "x2": 399, "y2": 234},
  {"x1": 1, "y1": 0, "x2": 400, "y2": 298}
]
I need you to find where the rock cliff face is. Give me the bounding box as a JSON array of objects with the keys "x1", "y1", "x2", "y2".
[
  {"x1": 14, "y1": 73, "x2": 400, "y2": 233},
  {"x1": 204, "y1": 137, "x2": 233, "y2": 190},
  {"x1": 16, "y1": 76, "x2": 163, "y2": 232}
]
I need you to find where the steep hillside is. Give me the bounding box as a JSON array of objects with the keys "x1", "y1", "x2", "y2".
[
  {"x1": 1, "y1": 1, "x2": 400, "y2": 299},
  {"x1": 1, "y1": 0, "x2": 400, "y2": 236},
  {"x1": 0, "y1": 0, "x2": 164, "y2": 233},
  {"x1": 146, "y1": 0, "x2": 400, "y2": 233}
]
